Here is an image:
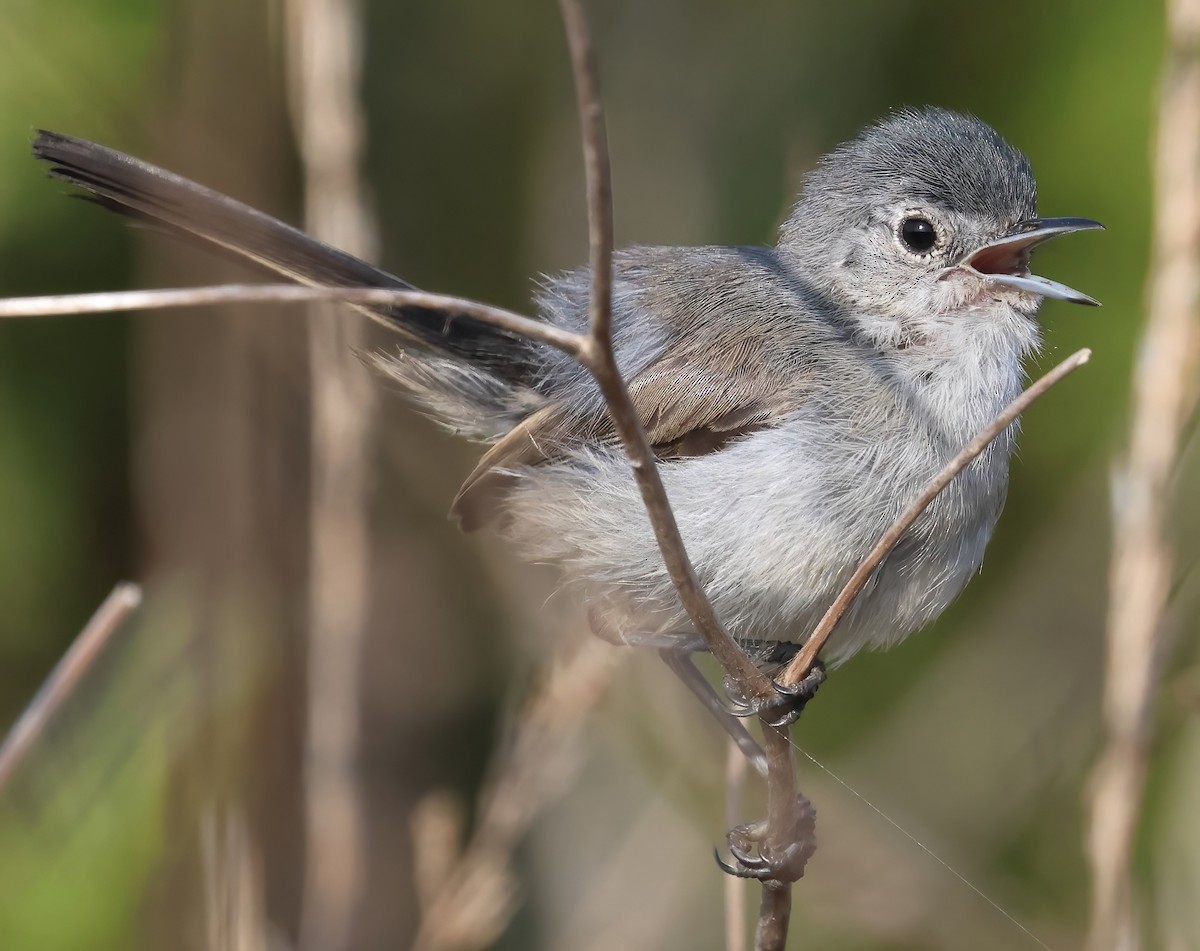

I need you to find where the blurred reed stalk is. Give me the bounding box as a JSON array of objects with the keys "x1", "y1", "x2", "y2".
[
  {"x1": 411, "y1": 636, "x2": 623, "y2": 951},
  {"x1": 201, "y1": 805, "x2": 270, "y2": 951},
  {"x1": 284, "y1": 0, "x2": 378, "y2": 946},
  {"x1": 725, "y1": 739, "x2": 749, "y2": 951},
  {"x1": 1089, "y1": 0, "x2": 1200, "y2": 947}
]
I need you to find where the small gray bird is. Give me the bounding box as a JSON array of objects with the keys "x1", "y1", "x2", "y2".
[{"x1": 32, "y1": 107, "x2": 1100, "y2": 696}]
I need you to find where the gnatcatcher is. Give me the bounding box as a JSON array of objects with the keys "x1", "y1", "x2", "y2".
[{"x1": 32, "y1": 107, "x2": 1100, "y2": 730}]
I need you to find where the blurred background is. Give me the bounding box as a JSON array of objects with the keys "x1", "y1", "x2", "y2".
[{"x1": 0, "y1": 0, "x2": 1195, "y2": 949}]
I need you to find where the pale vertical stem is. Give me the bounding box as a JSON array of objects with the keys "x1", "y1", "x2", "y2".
[
  {"x1": 725, "y1": 740, "x2": 748, "y2": 951},
  {"x1": 285, "y1": 0, "x2": 378, "y2": 947},
  {"x1": 1089, "y1": 1, "x2": 1200, "y2": 947},
  {"x1": 201, "y1": 806, "x2": 270, "y2": 951}
]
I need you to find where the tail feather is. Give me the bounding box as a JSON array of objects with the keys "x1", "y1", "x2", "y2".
[
  {"x1": 32, "y1": 130, "x2": 540, "y2": 384},
  {"x1": 369, "y1": 350, "x2": 545, "y2": 441}
]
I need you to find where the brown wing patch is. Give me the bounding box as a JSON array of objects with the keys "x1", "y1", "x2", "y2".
[
  {"x1": 622, "y1": 351, "x2": 790, "y2": 457},
  {"x1": 452, "y1": 405, "x2": 566, "y2": 532},
  {"x1": 451, "y1": 343, "x2": 802, "y2": 531}
]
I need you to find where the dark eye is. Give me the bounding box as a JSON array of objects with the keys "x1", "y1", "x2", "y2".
[{"x1": 899, "y1": 217, "x2": 938, "y2": 253}]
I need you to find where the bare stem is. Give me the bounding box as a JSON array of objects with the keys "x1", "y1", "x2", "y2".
[
  {"x1": 0, "y1": 285, "x2": 584, "y2": 353},
  {"x1": 1088, "y1": 0, "x2": 1200, "y2": 946},
  {"x1": 555, "y1": 0, "x2": 770, "y2": 706},
  {"x1": 557, "y1": 0, "x2": 612, "y2": 345},
  {"x1": 285, "y1": 0, "x2": 377, "y2": 945},
  {"x1": 556, "y1": 3, "x2": 783, "y2": 944},
  {"x1": 753, "y1": 726, "x2": 799, "y2": 951},
  {"x1": 0, "y1": 582, "x2": 142, "y2": 793},
  {"x1": 780, "y1": 347, "x2": 1093, "y2": 688}
]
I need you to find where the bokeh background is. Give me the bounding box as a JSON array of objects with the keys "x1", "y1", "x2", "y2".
[{"x1": 0, "y1": 0, "x2": 1195, "y2": 949}]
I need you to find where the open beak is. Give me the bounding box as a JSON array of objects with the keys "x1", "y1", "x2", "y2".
[{"x1": 955, "y1": 216, "x2": 1105, "y2": 306}]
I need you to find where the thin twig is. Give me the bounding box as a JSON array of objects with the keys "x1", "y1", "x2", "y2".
[
  {"x1": 557, "y1": 0, "x2": 612, "y2": 343},
  {"x1": 555, "y1": 4, "x2": 787, "y2": 946},
  {"x1": 780, "y1": 347, "x2": 1093, "y2": 687},
  {"x1": 0, "y1": 276, "x2": 758, "y2": 689},
  {"x1": 1088, "y1": 0, "x2": 1200, "y2": 946},
  {"x1": 0, "y1": 582, "x2": 142, "y2": 792},
  {"x1": 0, "y1": 286, "x2": 583, "y2": 352},
  {"x1": 738, "y1": 348, "x2": 1094, "y2": 950},
  {"x1": 556, "y1": 0, "x2": 770, "y2": 698},
  {"x1": 285, "y1": 0, "x2": 377, "y2": 945}
]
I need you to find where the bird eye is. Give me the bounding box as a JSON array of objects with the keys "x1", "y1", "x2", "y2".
[{"x1": 898, "y1": 217, "x2": 938, "y2": 254}]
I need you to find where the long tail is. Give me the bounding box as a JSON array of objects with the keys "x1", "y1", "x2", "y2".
[{"x1": 32, "y1": 130, "x2": 545, "y2": 436}]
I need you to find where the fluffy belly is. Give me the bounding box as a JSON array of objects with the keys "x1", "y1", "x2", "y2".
[
  {"x1": 770, "y1": 506, "x2": 999, "y2": 663},
  {"x1": 504, "y1": 421, "x2": 1008, "y2": 662}
]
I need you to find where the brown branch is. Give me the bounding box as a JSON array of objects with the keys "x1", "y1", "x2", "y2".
[
  {"x1": 1088, "y1": 0, "x2": 1200, "y2": 946},
  {"x1": 753, "y1": 726, "x2": 802, "y2": 951},
  {"x1": 780, "y1": 347, "x2": 1093, "y2": 688},
  {"x1": 0, "y1": 582, "x2": 142, "y2": 792},
  {"x1": 555, "y1": 3, "x2": 788, "y2": 946},
  {"x1": 284, "y1": 0, "x2": 378, "y2": 946},
  {"x1": 556, "y1": 0, "x2": 769, "y2": 697},
  {"x1": 758, "y1": 347, "x2": 1092, "y2": 947},
  {"x1": 557, "y1": 0, "x2": 612, "y2": 341}
]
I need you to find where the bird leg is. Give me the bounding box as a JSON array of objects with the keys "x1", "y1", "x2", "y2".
[
  {"x1": 659, "y1": 648, "x2": 768, "y2": 777},
  {"x1": 659, "y1": 648, "x2": 822, "y2": 883}
]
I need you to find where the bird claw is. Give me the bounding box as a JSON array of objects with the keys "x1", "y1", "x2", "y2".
[
  {"x1": 728, "y1": 838, "x2": 768, "y2": 869},
  {"x1": 724, "y1": 661, "x2": 826, "y2": 728},
  {"x1": 715, "y1": 807, "x2": 815, "y2": 883}
]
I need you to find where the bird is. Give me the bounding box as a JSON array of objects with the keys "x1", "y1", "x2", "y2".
[{"x1": 31, "y1": 106, "x2": 1101, "y2": 702}]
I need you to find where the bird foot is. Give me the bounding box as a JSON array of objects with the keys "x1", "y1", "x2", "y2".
[
  {"x1": 715, "y1": 798, "x2": 817, "y2": 883},
  {"x1": 724, "y1": 660, "x2": 826, "y2": 728}
]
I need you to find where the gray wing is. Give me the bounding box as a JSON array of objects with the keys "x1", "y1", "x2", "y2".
[{"x1": 453, "y1": 247, "x2": 818, "y2": 529}]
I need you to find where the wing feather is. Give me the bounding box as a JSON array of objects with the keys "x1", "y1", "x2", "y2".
[{"x1": 451, "y1": 338, "x2": 803, "y2": 530}]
